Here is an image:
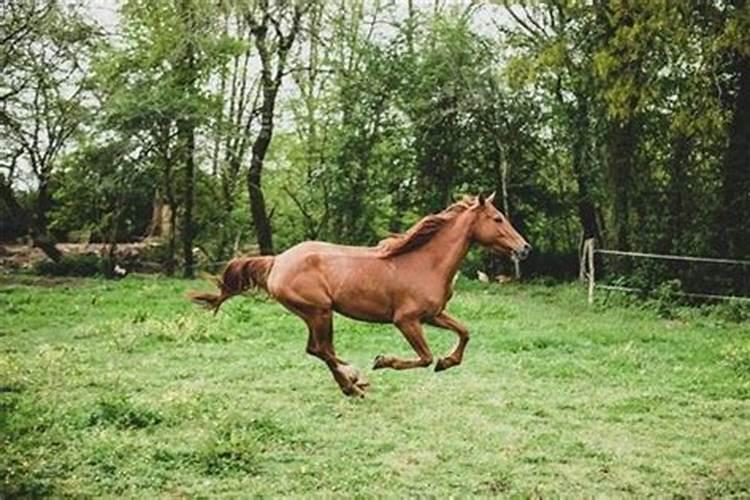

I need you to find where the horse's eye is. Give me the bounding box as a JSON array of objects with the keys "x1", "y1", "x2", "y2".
[{"x1": 494, "y1": 217, "x2": 504, "y2": 223}]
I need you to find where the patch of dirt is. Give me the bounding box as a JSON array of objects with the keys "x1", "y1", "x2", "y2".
[{"x1": 0, "y1": 241, "x2": 165, "y2": 271}]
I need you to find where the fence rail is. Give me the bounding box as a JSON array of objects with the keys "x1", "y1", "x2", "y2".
[
  {"x1": 594, "y1": 249, "x2": 750, "y2": 267},
  {"x1": 582, "y1": 239, "x2": 750, "y2": 304}
]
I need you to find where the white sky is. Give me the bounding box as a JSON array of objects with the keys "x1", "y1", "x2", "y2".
[{"x1": 83, "y1": 0, "x2": 508, "y2": 39}]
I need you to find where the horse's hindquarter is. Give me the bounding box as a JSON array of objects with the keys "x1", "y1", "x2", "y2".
[{"x1": 266, "y1": 242, "x2": 395, "y2": 322}]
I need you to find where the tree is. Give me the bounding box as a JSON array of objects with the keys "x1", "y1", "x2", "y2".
[
  {"x1": 0, "y1": 1, "x2": 98, "y2": 260},
  {"x1": 208, "y1": 7, "x2": 260, "y2": 259},
  {"x1": 176, "y1": 0, "x2": 199, "y2": 278},
  {"x1": 500, "y1": 0, "x2": 603, "y2": 250},
  {"x1": 94, "y1": 0, "x2": 231, "y2": 275},
  {"x1": 243, "y1": 0, "x2": 312, "y2": 255},
  {"x1": 52, "y1": 140, "x2": 154, "y2": 275},
  {"x1": 0, "y1": 1, "x2": 51, "y2": 107},
  {"x1": 718, "y1": 0, "x2": 750, "y2": 259}
]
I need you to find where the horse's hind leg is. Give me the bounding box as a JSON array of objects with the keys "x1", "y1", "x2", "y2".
[
  {"x1": 426, "y1": 312, "x2": 469, "y2": 372},
  {"x1": 303, "y1": 309, "x2": 368, "y2": 397},
  {"x1": 373, "y1": 318, "x2": 433, "y2": 370}
]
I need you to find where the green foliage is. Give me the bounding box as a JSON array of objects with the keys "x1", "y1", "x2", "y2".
[
  {"x1": 51, "y1": 142, "x2": 155, "y2": 242},
  {"x1": 279, "y1": 3, "x2": 563, "y2": 258},
  {"x1": 649, "y1": 279, "x2": 684, "y2": 319},
  {"x1": 714, "y1": 299, "x2": 750, "y2": 324},
  {"x1": 33, "y1": 255, "x2": 103, "y2": 277},
  {"x1": 3, "y1": 0, "x2": 749, "y2": 292},
  {"x1": 0, "y1": 1, "x2": 100, "y2": 255}
]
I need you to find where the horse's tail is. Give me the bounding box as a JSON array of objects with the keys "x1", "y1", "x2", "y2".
[{"x1": 187, "y1": 256, "x2": 275, "y2": 314}]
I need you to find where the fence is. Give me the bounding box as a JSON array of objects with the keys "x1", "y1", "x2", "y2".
[{"x1": 581, "y1": 238, "x2": 750, "y2": 304}]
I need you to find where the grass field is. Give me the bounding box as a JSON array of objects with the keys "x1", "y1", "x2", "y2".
[{"x1": 1, "y1": 274, "x2": 749, "y2": 498}]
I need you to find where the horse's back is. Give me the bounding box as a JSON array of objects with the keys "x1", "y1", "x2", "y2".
[{"x1": 283, "y1": 240, "x2": 379, "y2": 256}]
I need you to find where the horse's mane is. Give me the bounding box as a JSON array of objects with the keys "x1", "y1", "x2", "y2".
[{"x1": 377, "y1": 197, "x2": 474, "y2": 258}]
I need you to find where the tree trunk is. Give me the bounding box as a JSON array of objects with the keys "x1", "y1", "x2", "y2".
[
  {"x1": 216, "y1": 154, "x2": 241, "y2": 260},
  {"x1": 158, "y1": 119, "x2": 178, "y2": 276},
  {"x1": 606, "y1": 119, "x2": 636, "y2": 252},
  {"x1": 179, "y1": 117, "x2": 195, "y2": 278},
  {"x1": 162, "y1": 170, "x2": 177, "y2": 276},
  {"x1": 166, "y1": 203, "x2": 177, "y2": 276},
  {"x1": 243, "y1": 1, "x2": 306, "y2": 254},
  {"x1": 246, "y1": 79, "x2": 278, "y2": 255},
  {"x1": 31, "y1": 179, "x2": 62, "y2": 262},
  {"x1": 32, "y1": 234, "x2": 62, "y2": 262},
  {"x1": 593, "y1": 0, "x2": 640, "y2": 253},
  {"x1": 103, "y1": 205, "x2": 122, "y2": 278},
  {"x1": 0, "y1": 178, "x2": 28, "y2": 237},
  {"x1": 666, "y1": 131, "x2": 692, "y2": 253},
  {"x1": 571, "y1": 96, "x2": 600, "y2": 241},
  {"x1": 719, "y1": 50, "x2": 750, "y2": 258},
  {"x1": 247, "y1": 144, "x2": 274, "y2": 254},
  {"x1": 177, "y1": 0, "x2": 196, "y2": 278}
]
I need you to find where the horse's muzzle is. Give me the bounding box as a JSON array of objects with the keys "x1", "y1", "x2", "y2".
[{"x1": 513, "y1": 243, "x2": 532, "y2": 261}]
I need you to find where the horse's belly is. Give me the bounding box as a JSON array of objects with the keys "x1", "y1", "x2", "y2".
[
  {"x1": 332, "y1": 303, "x2": 392, "y2": 323},
  {"x1": 331, "y1": 287, "x2": 393, "y2": 322}
]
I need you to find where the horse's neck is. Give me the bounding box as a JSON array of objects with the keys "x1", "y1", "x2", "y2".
[{"x1": 417, "y1": 212, "x2": 474, "y2": 282}]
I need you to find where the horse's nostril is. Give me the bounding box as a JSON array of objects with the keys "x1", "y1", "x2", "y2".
[{"x1": 515, "y1": 243, "x2": 531, "y2": 260}]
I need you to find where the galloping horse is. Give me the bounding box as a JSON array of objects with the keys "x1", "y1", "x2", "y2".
[{"x1": 189, "y1": 193, "x2": 531, "y2": 396}]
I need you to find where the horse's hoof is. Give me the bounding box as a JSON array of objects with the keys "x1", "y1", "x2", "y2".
[
  {"x1": 340, "y1": 364, "x2": 359, "y2": 382},
  {"x1": 343, "y1": 384, "x2": 366, "y2": 398},
  {"x1": 341, "y1": 364, "x2": 369, "y2": 387},
  {"x1": 373, "y1": 355, "x2": 387, "y2": 370},
  {"x1": 355, "y1": 377, "x2": 370, "y2": 388},
  {"x1": 354, "y1": 380, "x2": 370, "y2": 395},
  {"x1": 435, "y1": 358, "x2": 448, "y2": 372}
]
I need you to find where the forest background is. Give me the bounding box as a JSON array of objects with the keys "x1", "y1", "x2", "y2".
[{"x1": 2, "y1": 0, "x2": 748, "y2": 294}]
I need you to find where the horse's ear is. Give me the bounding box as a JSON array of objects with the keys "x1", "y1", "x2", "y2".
[
  {"x1": 487, "y1": 191, "x2": 496, "y2": 204},
  {"x1": 471, "y1": 193, "x2": 486, "y2": 210}
]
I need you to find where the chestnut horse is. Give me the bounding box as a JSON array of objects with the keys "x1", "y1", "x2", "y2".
[{"x1": 189, "y1": 194, "x2": 530, "y2": 396}]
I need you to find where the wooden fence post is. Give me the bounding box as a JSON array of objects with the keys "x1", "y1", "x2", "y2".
[{"x1": 578, "y1": 233, "x2": 586, "y2": 282}]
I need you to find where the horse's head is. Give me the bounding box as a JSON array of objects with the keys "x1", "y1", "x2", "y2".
[{"x1": 469, "y1": 193, "x2": 531, "y2": 260}]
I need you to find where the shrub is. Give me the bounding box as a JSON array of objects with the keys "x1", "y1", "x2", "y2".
[
  {"x1": 650, "y1": 279, "x2": 683, "y2": 319},
  {"x1": 713, "y1": 299, "x2": 750, "y2": 323},
  {"x1": 34, "y1": 254, "x2": 102, "y2": 277}
]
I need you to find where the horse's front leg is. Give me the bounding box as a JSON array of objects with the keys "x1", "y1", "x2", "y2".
[
  {"x1": 373, "y1": 318, "x2": 434, "y2": 370},
  {"x1": 426, "y1": 312, "x2": 469, "y2": 372}
]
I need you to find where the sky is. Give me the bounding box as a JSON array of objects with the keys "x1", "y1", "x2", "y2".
[{"x1": 84, "y1": 0, "x2": 507, "y2": 38}]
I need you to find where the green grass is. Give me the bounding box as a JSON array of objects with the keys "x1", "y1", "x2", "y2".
[{"x1": 1, "y1": 274, "x2": 749, "y2": 498}]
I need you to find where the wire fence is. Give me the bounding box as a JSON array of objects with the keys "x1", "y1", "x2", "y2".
[{"x1": 581, "y1": 239, "x2": 750, "y2": 304}]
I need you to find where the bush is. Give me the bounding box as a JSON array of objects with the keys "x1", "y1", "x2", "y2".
[
  {"x1": 713, "y1": 299, "x2": 750, "y2": 323},
  {"x1": 34, "y1": 254, "x2": 102, "y2": 277},
  {"x1": 650, "y1": 279, "x2": 683, "y2": 319}
]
